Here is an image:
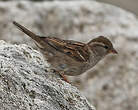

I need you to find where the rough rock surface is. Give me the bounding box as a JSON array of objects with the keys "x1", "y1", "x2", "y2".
[
  {"x1": 0, "y1": 1, "x2": 138, "y2": 110},
  {"x1": 0, "y1": 41, "x2": 95, "y2": 110}
]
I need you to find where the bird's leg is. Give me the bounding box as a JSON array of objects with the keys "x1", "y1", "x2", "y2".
[
  {"x1": 52, "y1": 69, "x2": 70, "y2": 83},
  {"x1": 59, "y1": 72, "x2": 70, "y2": 83}
]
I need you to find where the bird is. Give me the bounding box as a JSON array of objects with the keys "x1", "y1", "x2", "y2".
[{"x1": 13, "y1": 21, "x2": 118, "y2": 83}]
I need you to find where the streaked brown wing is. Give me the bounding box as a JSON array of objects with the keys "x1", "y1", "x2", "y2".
[{"x1": 45, "y1": 37, "x2": 90, "y2": 62}]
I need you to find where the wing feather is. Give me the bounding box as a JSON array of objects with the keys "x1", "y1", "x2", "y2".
[{"x1": 45, "y1": 37, "x2": 90, "y2": 62}]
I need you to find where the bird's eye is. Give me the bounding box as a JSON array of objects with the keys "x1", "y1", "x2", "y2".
[{"x1": 104, "y1": 45, "x2": 109, "y2": 49}]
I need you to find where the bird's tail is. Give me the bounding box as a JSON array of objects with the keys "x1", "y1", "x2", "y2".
[{"x1": 13, "y1": 21, "x2": 41, "y2": 42}]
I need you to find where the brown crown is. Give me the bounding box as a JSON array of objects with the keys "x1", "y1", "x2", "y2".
[{"x1": 88, "y1": 36, "x2": 113, "y2": 48}]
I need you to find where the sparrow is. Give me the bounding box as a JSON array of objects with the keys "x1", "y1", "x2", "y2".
[{"x1": 13, "y1": 21, "x2": 118, "y2": 82}]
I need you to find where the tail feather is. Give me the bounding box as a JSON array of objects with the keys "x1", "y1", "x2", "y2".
[{"x1": 13, "y1": 21, "x2": 41, "y2": 42}]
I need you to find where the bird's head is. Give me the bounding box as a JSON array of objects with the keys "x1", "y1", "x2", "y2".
[{"x1": 88, "y1": 36, "x2": 118, "y2": 56}]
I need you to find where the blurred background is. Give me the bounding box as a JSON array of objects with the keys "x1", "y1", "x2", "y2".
[
  {"x1": 0, "y1": 0, "x2": 138, "y2": 110},
  {"x1": 97, "y1": 0, "x2": 138, "y2": 16}
]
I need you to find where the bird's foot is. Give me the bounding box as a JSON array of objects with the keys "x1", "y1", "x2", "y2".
[
  {"x1": 59, "y1": 73, "x2": 70, "y2": 83},
  {"x1": 51, "y1": 69, "x2": 70, "y2": 83}
]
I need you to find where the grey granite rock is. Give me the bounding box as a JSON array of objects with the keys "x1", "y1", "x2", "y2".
[
  {"x1": 0, "y1": 1, "x2": 138, "y2": 45},
  {"x1": 97, "y1": 0, "x2": 138, "y2": 16},
  {"x1": 0, "y1": 0, "x2": 94, "y2": 1},
  {"x1": 0, "y1": 40, "x2": 95, "y2": 110},
  {"x1": 0, "y1": 1, "x2": 138, "y2": 110}
]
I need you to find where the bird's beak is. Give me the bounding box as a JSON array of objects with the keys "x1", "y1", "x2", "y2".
[{"x1": 109, "y1": 48, "x2": 118, "y2": 54}]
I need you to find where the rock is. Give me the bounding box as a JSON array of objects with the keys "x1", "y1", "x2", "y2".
[
  {"x1": 96, "y1": 0, "x2": 138, "y2": 16},
  {"x1": 1, "y1": 1, "x2": 138, "y2": 45},
  {"x1": 0, "y1": 1, "x2": 138, "y2": 110},
  {"x1": 0, "y1": 0, "x2": 95, "y2": 1},
  {"x1": 0, "y1": 40, "x2": 95, "y2": 110}
]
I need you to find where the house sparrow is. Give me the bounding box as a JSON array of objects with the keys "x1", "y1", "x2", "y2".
[{"x1": 13, "y1": 21, "x2": 117, "y2": 82}]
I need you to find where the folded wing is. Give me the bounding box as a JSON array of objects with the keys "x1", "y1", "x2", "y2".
[{"x1": 45, "y1": 37, "x2": 90, "y2": 62}]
